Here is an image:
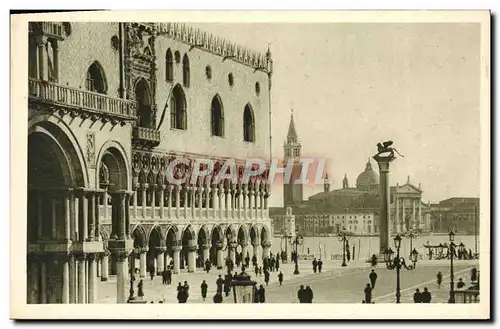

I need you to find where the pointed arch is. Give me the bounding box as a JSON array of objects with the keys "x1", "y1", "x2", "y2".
[
  {"x1": 211, "y1": 94, "x2": 224, "y2": 137},
  {"x1": 131, "y1": 224, "x2": 148, "y2": 248},
  {"x1": 181, "y1": 224, "x2": 196, "y2": 242},
  {"x1": 85, "y1": 60, "x2": 107, "y2": 94},
  {"x1": 170, "y1": 84, "x2": 187, "y2": 130},
  {"x1": 243, "y1": 103, "x2": 255, "y2": 142},
  {"x1": 182, "y1": 53, "x2": 190, "y2": 87},
  {"x1": 166, "y1": 48, "x2": 173, "y2": 82},
  {"x1": 135, "y1": 78, "x2": 153, "y2": 129},
  {"x1": 148, "y1": 225, "x2": 164, "y2": 248}
]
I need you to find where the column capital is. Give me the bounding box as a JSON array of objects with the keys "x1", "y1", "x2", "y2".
[
  {"x1": 172, "y1": 245, "x2": 182, "y2": 252},
  {"x1": 201, "y1": 244, "x2": 211, "y2": 250},
  {"x1": 102, "y1": 249, "x2": 111, "y2": 257},
  {"x1": 135, "y1": 247, "x2": 148, "y2": 254},
  {"x1": 187, "y1": 245, "x2": 198, "y2": 252},
  {"x1": 35, "y1": 35, "x2": 49, "y2": 46},
  {"x1": 75, "y1": 253, "x2": 87, "y2": 261}
]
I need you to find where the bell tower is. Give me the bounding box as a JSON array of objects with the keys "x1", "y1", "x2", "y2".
[{"x1": 283, "y1": 109, "x2": 304, "y2": 206}]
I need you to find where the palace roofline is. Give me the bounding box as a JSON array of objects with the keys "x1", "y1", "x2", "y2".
[{"x1": 155, "y1": 22, "x2": 271, "y2": 73}]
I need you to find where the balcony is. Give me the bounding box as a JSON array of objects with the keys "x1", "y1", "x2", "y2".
[
  {"x1": 132, "y1": 126, "x2": 161, "y2": 147},
  {"x1": 28, "y1": 78, "x2": 137, "y2": 122},
  {"x1": 29, "y1": 22, "x2": 65, "y2": 40}
]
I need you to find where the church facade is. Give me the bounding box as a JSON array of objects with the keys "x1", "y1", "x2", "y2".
[
  {"x1": 270, "y1": 113, "x2": 432, "y2": 237},
  {"x1": 27, "y1": 22, "x2": 273, "y2": 304}
]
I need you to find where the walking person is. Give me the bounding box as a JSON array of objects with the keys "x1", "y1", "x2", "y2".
[
  {"x1": 369, "y1": 269, "x2": 378, "y2": 289},
  {"x1": 278, "y1": 271, "x2": 284, "y2": 286},
  {"x1": 364, "y1": 283, "x2": 372, "y2": 303},
  {"x1": 166, "y1": 267, "x2": 172, "y2": 285},
  {"x1": 161, "y1": 269, "x2": 167, "y2": 285},
  {"x1": 137, "y1": 279, "x2": 144, "y2": 300},
  {"x1": 312, "y1": 258, "x2": 318, "y2": 273},
  {"x1": 201, "y1": 280, "x2": 208, "y2": 301},
  {"x1": 305, "y1": 285, "x2": 314, "y2": 303},
  {"x1": 150, "y1": 267, "x2": 155, "y2": 281},
  {"x1": 216, "y1": 275, "x2": 224, "y2": 294},
  {"x1": 421, "y1": 287, "x2": 432, "y2": 303},
  {"x1": 297, "y1": 285, "x2": 306, "y2": 303},
  {"x1": 318, "y1": 259, "x2": 323, "y2": 273},
  {"x1": 264, "y1": 269, "x2": 270, "y2": 286},
  {"x1": 258, "y1": 284, "x2": 266, "y2": 303},
  {"x1": 371, "y1": 254, "x2": 378, "y2": 268},
  {"x1": 413, "y1": 288, "x2": 422, "y2": 303},
  {"x1": 437, "y1": 271, "x2": 443, "y2": 289}
]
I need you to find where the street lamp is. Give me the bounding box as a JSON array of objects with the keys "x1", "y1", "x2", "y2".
[
  {"x1": 338, "y1": 227, "x2": 351, "y2": 267},
  {"x1": 288, "y1": 231, "x2": 304, "y2": 275},
  {"x1": 438, "y1": 243, "x2": 444, "y2": 258},
  {"x1": 231, "y1": 268, "x2": 257, "y2": 303},
  {"x1": 385, "y1": 234, "x2": 419, "y2": 303},
  {"x1": 448, "y1": 230, "x2": 456, "y2": 303},
  {"x1": 404, "y1": 229, "x2": 418, "y2": 258}
]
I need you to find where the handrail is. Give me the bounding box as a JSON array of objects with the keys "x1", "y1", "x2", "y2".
[{"x1": 28, "y1": 78, "x2": 137, "y2": 119}]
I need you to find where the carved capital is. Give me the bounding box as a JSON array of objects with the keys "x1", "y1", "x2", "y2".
[
  {"x1": 172, "y1": 246, "x2": 182, "y2": 252},
  {"x1": 155, "y1": 246, "x2": 167, "y2": 254},
  {"x1": 188, "y1": 245, "x2": 198, "y2": 253}
]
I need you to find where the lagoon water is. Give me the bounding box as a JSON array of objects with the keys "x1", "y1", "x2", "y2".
[{"x1": 270, "y1": 234, "x2": 479, "y2": 260}]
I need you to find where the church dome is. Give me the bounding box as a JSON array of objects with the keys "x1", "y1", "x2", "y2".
[{"x1": 356, "y1": 160, "x2": 379, "y2": 190}]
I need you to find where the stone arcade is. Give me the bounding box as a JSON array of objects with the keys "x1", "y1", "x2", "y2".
[{"x1": 27, "y1": 22, "x2": 273, "y2": 304}]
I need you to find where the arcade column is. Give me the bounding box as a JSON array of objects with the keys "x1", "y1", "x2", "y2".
[
  {"x1": 202, "y1": 244, "x2": 210, "y2": 263},
  {"x1": 156, "y1": 247, "x2": 166, "y2": 275},
  {"x1": 172, "y1": 245, "x2": 182, "y2": 274}
]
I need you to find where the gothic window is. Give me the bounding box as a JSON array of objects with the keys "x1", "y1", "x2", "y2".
[
  {"x1": 135, "y1": 79, "x2": 152, "y2": 128},
  {"x1": 170, "y1": 84, "x2": 187, "y2": 130},
  {"x1": 182, "y1": 54, "x2": 190, "y2": 87},
  {"x1": 243, "y1": 104, "x2": 255, "y2": 142},
  {"x1": 166, "y1": 48, "x2": 173, "y2": 82},
  {"x1": 85, "y1": 61, "x2": 107, "y2": 94},
  {"x1": 211, "y1": 94, "x2": 224, "y2": 137}
]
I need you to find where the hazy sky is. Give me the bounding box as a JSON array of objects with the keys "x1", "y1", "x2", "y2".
[{"x1": 193, "y1": 23, "x2": 481, "y2": 206}]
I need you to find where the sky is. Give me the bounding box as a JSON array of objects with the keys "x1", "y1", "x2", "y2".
[{"x1": 192, "y1": 23, "x2": 481, "y2": 206}]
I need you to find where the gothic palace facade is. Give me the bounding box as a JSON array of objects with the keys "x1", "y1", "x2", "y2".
[{"x1": 27, "y1": 22, "x2": 273, "y2": 304}]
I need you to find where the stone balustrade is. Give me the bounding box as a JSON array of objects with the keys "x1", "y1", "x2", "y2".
[{"x1": 28, "y1": 78, "x2": 136, "y2": 120}]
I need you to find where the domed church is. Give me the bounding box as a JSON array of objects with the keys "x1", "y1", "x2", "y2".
[{"x1": 270, "y1": 113, "x2": 431, "y2": 236}]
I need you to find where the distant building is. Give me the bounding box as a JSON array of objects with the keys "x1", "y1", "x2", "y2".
[
  {"x1": 270, "y1": 113, "x2": 432, "y2": 236},
  {"x1": 428, "y1": 198, "x2": 480, "y2": 234}
]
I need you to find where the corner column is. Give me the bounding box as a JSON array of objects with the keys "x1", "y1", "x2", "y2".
[{"x1": 156, "y1": 247, "x2": 166, "y2": 275}]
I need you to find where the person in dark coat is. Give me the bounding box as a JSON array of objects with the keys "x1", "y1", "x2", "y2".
[
  {"x1": 166, "y1": 267, "x2": 172, "y2": 285},
  {"x1": 162, "y1": 269, "x2": 167, "y2": 285},
  {"x1": 278, "y1": 271, "x2": 284, "y2": 285},
  {"x1": 312, "y1": 258, "x2": 318, "y2": 273},
  {"x1": 177, "y1": 282, "x2": 183, "y2": 292},
  {"x1": 264, "y1": 269, "x2": 270, "y2": 286},
  {"x1": 252, "y1": 255, "x2": 257, "y2": 267},
  {"x1": 413, "y1": 288, "x2": 422, "y2": 303},
  {"x1": 183, "y1": 281, "x2": 190, "y2": 299},
  {"x1": 275, "y1": 256, "x2": 280, "y2": 271},
  {"x1": 216, "y1": 275, "x2": 224, "y2": 294},
  {"x1": 213, "y1": 291, "x2": 223, "y2": 303},
  {"x1": 304, "y1": 286, "x2": 313, "y2": 303},
  {"x1": 201, "y1": 280, "x2": 208, "y2": 301},
  {"x1": 437, "y1": 271, "x2": 443, "y2": 288},
  {"x1": 253, "y1": 286, "x2": 259, "y2": 303},
  {"x1": 205, "y1": 259, "x2": 211, "y2": 273},
  {"x1": 371, "y1": 254, "x2": 378, "y2": 267},
  {"x1": 245, "y1": 254, "x2": 250, "y2": 268},
  {"x1": 223, "y1": 275, "x2": 231, "y2": 297},
  {"x1": 137, "y1": 279, "x2": 144, "y2": 299},
  {"x1": 177, "y1": 287, "x2": 188, "y2": 303},
  {"x1": 150, "y1": 268, "x2": 155, "y2": 281},
  {"x1": 457, "y1": 278, "x2": 466, "y2": 289},
  {"x1": 364, "y1": 283, "x2": 372, "y2": 303},
  {"x1": 421, "y1": 287, "x2": 432, "y2": 303},
  {"x1": 369, "y1": 269, "x2": 378, "y2": 289},
  {"x1": 318, "y1": 259, "x2": 323, "y2": 273},
  {"x1": 297, "y1": 285, "x2": 306, "y2": 303},
  {"x1": 258, "y1": 284, "x2": 266, "y2": 303}
]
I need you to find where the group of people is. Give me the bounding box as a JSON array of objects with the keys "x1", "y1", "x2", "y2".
[
  {"x1": 297, "y1": 285, "x2": 314, "y2": 303},
  {"x1": 312, "y1": 258, "x2": 324, "y2": 273},
  {"x1": 363, "y1": 269, "x2": 378, "y2": 303}
]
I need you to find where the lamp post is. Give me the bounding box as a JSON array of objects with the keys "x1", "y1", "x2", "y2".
[
  {"x1": 231, "y1": 268, "x2": 257, "y2": 303},
  {"x1": 338, "y1": 227, "x2": 351, "y2": 267},
  {"x1": 404, "y1": 229, "x2": 418, "y2": 259},
  {"x1": 288, "y1": 231, "x2": 304, "y2": 275},
  {"x1": 384, "y1": 234, "x2": 419, "y2": 303},
  {"x1": 448, "y1": 230, "x2": 456, "y2": 303}
]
